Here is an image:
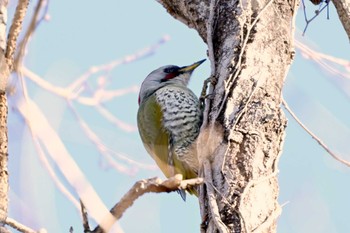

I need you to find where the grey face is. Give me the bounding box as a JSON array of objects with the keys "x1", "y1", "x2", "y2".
[
  {"x1": 138, "y1": 65, "x2": 192, "y2": 105},
  {"x1": 138, "y1": 59, "x2": 206, "y2": 105}
]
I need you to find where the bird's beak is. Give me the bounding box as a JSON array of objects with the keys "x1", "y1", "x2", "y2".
[{"x1": 178, "y1": 59, "x2": 206, "y2": 73}]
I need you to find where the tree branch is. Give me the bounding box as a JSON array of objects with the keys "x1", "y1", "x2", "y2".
[
  {"x1": 0, "y1": 2, "x2": 9, "y2": 232},
  {"x1": 80, "y1": 199, "x2": 91, "y2": 233},
  {"x1": 5, "y1": 0, "x2": 30, "y2": 71},
  {"x1": 282, "y1": 98, "x2": 350, "y2": 167},
  {"x1": 3, "y1": 216, "x2": 44, "y2": 233},
  {"x1": 0, "y1": 0, "x2": 7, "y2": 51},
  {"x1": 332, "y1": 0, "x2": 350, "y2": 41},
  {"x1": 14, "y1": 0, "x2": 47, "y2": 71},
  {"x1": 92, "y1": 175, "x2": 203, "y2": 233},
  {"x1": 0, "y1": 1, "x2": 9, "y2": 92}
]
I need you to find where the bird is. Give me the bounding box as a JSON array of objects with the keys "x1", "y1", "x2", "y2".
[{"x1": 137, "y1": 59, "x2": 205, "y2": 200}]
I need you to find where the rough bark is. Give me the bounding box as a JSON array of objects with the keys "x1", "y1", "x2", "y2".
[
  {"x1": 156, "y1": 0, "x2": 298, "y2": 232},
  {"x1": 332, "y1": 0, "x2": 350, "y2": 41},
  {"x1": 0, "y1": 92, "x2": 8, "y2": 232},
  {"x1": 0, "y1": 0, "x2": 8, "y2": 231}
]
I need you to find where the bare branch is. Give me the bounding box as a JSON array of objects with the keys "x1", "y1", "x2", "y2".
[
  {"x1": 0, "y1": 1, "x2": 10, "y2": 92},
  {"x1": 295, "y1": 39, "x2": 350, "y2": 80},
  {"x1": 0, "y1": 226, "x2": 11, "y2": 233},
  {"x1": 301, "y1": 0, "x2": 329, "y2": 36},
  {"x1": 92, "y1": 175, "x2": 203, "y2": 233},
  {"x1": 80, "y1": 199, "x2": 91, "y2": 233},
  {"x1": 68, "y1": 101, "x2": 148, "y2": 174},
  {"x1": 14, "y1": 0, "x2": 48, "y2": 70},
  {"x1": 5, "y1": 0, "x2": 30, "y2": 70},
  {"x1": 3, "y1": 216, "x2": 45, "y2": 233},
  {"x1": 31, "y1": 132, "x2": 81, "y2": 210},
  {"x1": 13, "y1": 87, "x2": 117, "y2": 232},
  {"x1": 0, "y1": 0, "x2": 8, "y2": 51},
  {"x1": 68, "y1": 36, "x2": 170, "y2": 93},
  {"x1": 78, "y1": 86, "x2": 139, "y2": 107},
  {"x1": 0, "y1": 2, "x2": 8, "y2": 232},
  {"x1": 94, "y1": 104, "x2": 137, "y2": 132},
  {"x1": 282, "y1": 98, "x2": 350, "y2": 167}
]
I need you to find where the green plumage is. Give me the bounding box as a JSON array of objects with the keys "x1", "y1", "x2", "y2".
[
  {"x1": 137, "y1": 86, "x2": 201, "y2": 197},
  {"x1": 137, "y1": 59, "x2": 205, "y2": 199},
  {"x1": 137, "y1": 94, "x2": 172, "y2": 177},
  {"x1": 137, "y1": 90, "x2": 201, "y2": 179}
]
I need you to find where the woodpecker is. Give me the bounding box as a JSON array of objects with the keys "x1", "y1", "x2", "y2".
[{"x1": 137, "y1": 59, "x2": 205, "y2": 200}]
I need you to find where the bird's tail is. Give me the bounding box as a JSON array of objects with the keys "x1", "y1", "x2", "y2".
[
  {"x1": 177, "y1": 190, "x2": 187, "y2": 201},
  {"x1": 177, "y1": 186, "x2": 198, "y2": 201}
]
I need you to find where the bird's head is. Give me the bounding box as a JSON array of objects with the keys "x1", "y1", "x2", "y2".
[{"x1": 138, "y1": 59, "x2": 206, "y2": 105}]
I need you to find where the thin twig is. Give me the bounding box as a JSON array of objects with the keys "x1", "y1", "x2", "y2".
[
  {"x1": 92, "y1": 175, "x2": 203, "y2": 233},
  {"x1": 68, "y1": 35, "x2": 170, "y2": 92},
  {"x1": 295, "y1": 39, "x2": 350, "y2": 81},
  {"x1": 5, "y1": 0, "x2": 30, "y2": 70},
  {"x1": 282, "y1": 98, "x2": 350, "y2": 167},
  {"x1": 77, "y1": 86, "x2": 139, "y2": 107},
  {"x1": 20, "y1": 67, "x2": 139, "y2": 133},
  {"x1": 94, "y1": 104, "x2": 137, "y2": 132},
  {"x1": 14, "y1": 0, "x2": 47, "y2": 70},
  {"x1": 30, "y1": 131, "x2": 81, "y2": 210},
  {"x1": 68, "y1": 100, "x2": 153, "y2": 174},
  {"x1": 302, "y1": 0, "x2": 330, "y2": 35},
  {"x1": 301, "y1": 0, "x2": 309, "y2": 34},
  {"x1": 15, "y1": 74, "x2": 82, "y2": 212}
]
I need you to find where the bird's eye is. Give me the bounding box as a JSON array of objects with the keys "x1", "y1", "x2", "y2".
[
  {"x1": 164, "y1": 66, "x2": 179, "y2": 73},
  {"x1": 164, "y1": 68, "x2": 173, "y2": 73}
]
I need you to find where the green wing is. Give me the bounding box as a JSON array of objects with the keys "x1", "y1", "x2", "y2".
[
  {"x1": 138, "y1": 94, "x2": 198, "y2": 197},
  {"x1": 137, "y1": 95, "x2": 174, "y2": 177}
]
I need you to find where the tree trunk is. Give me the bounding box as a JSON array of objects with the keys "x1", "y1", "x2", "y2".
[
  {"x1": 332, "y1": 0, "x2": 350, "y2": 41},
  {"x1": 156, "y1": 0, "x2": 298, "y2": 232},
  {"x1": 0, "y1": 0, "x2": 9, "y2": 232}
]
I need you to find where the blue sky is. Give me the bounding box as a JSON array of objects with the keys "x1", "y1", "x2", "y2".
[{"x1": 6, "y1": 1, "x2": 350, "y2": 233}]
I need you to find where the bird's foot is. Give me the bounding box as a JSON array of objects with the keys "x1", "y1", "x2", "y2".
[{"x1": 200, "y1": 75, "x2": 217, "y2": 108}]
